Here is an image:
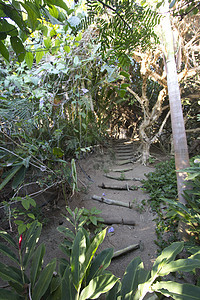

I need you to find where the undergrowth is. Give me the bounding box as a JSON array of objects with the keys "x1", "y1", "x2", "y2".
[
  {"x1": 142, "y1": 156, "x2": 200, "y2": 251},
  {"x1": 142, "y1": 159, "x2": 179, "y2": 251}
]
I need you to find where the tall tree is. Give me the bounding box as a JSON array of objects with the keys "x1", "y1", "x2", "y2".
[{"x1": 159, "y1": 0, "x2": 190, "y2": 205}]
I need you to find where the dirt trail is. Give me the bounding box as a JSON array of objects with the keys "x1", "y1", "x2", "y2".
[
  {"x1": 0, "y1": 138, "x2": 160, "y2": 286},
  {"x1": 69, "y1": 139, "x2": 159, "y2": 279}
]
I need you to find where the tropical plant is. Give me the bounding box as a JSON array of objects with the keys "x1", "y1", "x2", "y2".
[
  {"x1": 0, "y1": 0, "x2": 79, "y2": 63},
  {"x1": 142, "y1": 159, "x2": 179, "y2": 249},
  {"x1": 57, "y1": 226, "x2": 118, "y2": 299},
  {"x1": 164, "y1": 156, "x2": 200, "y2": 242},
  {"x1": 2, "y1": 196, "x2": 41, "y2": 235},
  {"x1": 106, "y1": 241, "x2": 200, "y2": 300},
  {"x1": 0, "y1": 221, "x2": 56, "y2": 299},
  {"x1": 0, "y1": 219, "x2": 118, "y2": 300},
  {"x1": 1, "y1": 219, "x2": 200, "y2": 299},
  {"x1": 142, "y1": 159, "x2": 177, "y2": 211}
]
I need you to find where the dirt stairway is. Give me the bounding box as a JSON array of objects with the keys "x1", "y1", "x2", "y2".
[{"x1": 73, "y1": 139, "x2": 158, "y2": 279}]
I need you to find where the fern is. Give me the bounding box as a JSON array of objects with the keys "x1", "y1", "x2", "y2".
[{"x1": 84, "y1": 0, "x2": 160, "y2": 64}]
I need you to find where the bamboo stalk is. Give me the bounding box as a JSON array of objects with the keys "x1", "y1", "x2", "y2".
[
  {"x1": 112, "y1": 243, "x2": 140, "y2": 258},
  {"x1": 109, "y1": 167, "x2": 133, "y2": 172},
  {"x1": 98, "y1": 183, "x2": 139, "y2": 190},
  {"x1": 92, "y1": 195, "x2": 132, "y2": 208},
  {"x1": 104, "y1": 174, "x2": 142, "y2": 181},
  {"x1": 99, "y1": 217, "x2": 135, "y2": 225}
]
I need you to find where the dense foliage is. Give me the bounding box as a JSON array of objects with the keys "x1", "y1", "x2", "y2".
[
  {"x1": 0, "y1": 1, "x2": 200, "y2": 299},
  {"x1": 1, "y1": 211, "x2": 200, "y2": 300}
]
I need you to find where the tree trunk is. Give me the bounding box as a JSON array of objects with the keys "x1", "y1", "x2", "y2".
[{"x1": 160, "y1": 0, "x2": 190, "y2": 205}]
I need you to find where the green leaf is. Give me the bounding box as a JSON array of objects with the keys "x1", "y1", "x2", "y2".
[
  {"x1": 87, "y1": 248, "x2": 114, "y2": 283},
  {"x1": 0, "y1": 231, "x2": 17, "y2": 249},
  {"x1": 36, "y1": 49, "x2": 45, "y2": 64},
  {"x1": 10, "y1": 36, "x2": 26, "y2": 62},
  {"x1": 61, "y1": 265, "x2": 77, "y2": 300},
  {"x1": 106, "y1": 281, "x2": 121, "y2": 300},
  {"x1": 42, "y1": 7, "x2": 63, "y2": 25},
  {"x1": 79, "y1": 274, "x2": 118, "y2": 300},
  {"x1": 89, "y1": 215, "x2": 97, "y2": 226},
  {"x1": 18, "y1": 224, "x2": 27, "y2": 235},
  {"x1": 27, "y1": 213, "x2": 35, "y2": 219},
  {"x1": 120, "y1": 71, "x2": 130, "y2": 79},
  {"x1": 1, "y1": 4, "x2": 27, "y2": 33},
  {"x1": 57, "y1": 226, "x2": 75, "y2": 240},
  {"x1": 159, "y1": 259, "x2": 200, "y2": 276},
  {"x1": 46, "y1": 0, "x2": 70, "y2": 14},
  {"x1": 53, "y1": 147, "x2": 64, "y2": 158},
  {"x1": 121, "y1": 83, "x2": 130, "y2": 89},
  {"x1": 20, "y1": 2, "x2": 39, "y2": 31},
  {"x1": 12, "y1": 165, "x2": 26, "y2": 189},
  {"x1": 0, "y1": 19, "x2": 18, "y2": 37},
  {"x1": 79, "y1": 228, "x2": 107, "y2": 288},
  {"x1": 59, "y1": 243, "x2": 71, "y2": 257},
  {"x1": 0, "y1": 165, "x2": 21, "y2": 191},
  {"x1": 27, "y1": 196, "x2": 36, "y2": 207},
  {"x1": 121, "y1": 257, "x2": 142, "y2": 298},
  {"x1": 0, "y1": 40, "x2": 9, "y2": 61},
  {"x1": 25, "y1": 51, "x2": 34, "y2": 69},
  {"x1": 23, "y1": 222, "x2": 42, "y2": 268},
  {"x1": 0, "y1": 288, "x2": 22, "y2": 300},
  {"x1": 119, "y1": 89, "x2": 126, "y2": 98},
  {"x1": 64, "y1": 45, "x2": 70, "y2": 53},
  {"x1": 44, "y1": 37, "x2": 52, "y2": 49},
  {"x1": 71, "y1": 229, "x2": 87, "y2": 290},
  {"x1": 50, "y1": 275, "x2": 61, "y2": 294},
  {"x1": 49, "y1": 5, "x2": 59, "y2": 19},
  {"x1": 21, "y1": 198, "x2": 30, "y2": 210},
  {"x1": 151, "y1": 242, "x2": 184, "y2": 277},
  {"x1": 0, "y1": 242, "x2": 19, "y2": 265},
  {"x1": 32, "y1": 258, "x2": 56, "y2": 300},
  {"x1": 0, "y1": 32, "x2": 7, "y2": 40},
  {"x1": 0, "y1": 262, "x2": 22, "y2": 285},
  {"x1": 152, "y1": 281, "x2": 200, "y2": 300},
  {"x1": 31, "y1": 243, "x2": 46, "y2": 287}
]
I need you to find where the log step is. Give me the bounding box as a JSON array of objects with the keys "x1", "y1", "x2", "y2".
[{"x1": 92, "y1": 195, "x2": 132, "y2": 208}]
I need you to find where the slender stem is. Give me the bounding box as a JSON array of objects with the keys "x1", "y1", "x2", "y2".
[
  {"x1": 62, "y1": 183, "x2": 68, "y2": 205},
  {"x1": 19, "y1": 250, "x2": 25, "y2": 285}
]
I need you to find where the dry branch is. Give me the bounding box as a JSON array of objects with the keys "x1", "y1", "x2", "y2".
[
  {"x1": 99, "y1": 217, "x2": 135, "y2": 225},
  {"x1": 98, "y1": 183, "x2": 139, "y2": 190},
  {"x1": 104, "y1": 174, "x2": 142, "y2": 181},
  {"x1": 112, "y1": 243, "x2": 140, "y2": 258},
  {"x1": 92, "y1": 195, "x2": 132, "y2": 208},
  {"x1": 110, "y1": 167, "x2": 133, "y2": 172}
]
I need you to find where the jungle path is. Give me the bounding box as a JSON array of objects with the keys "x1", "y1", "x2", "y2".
[{"x1": 69, "y1": 138, "x2": 159, "y2": 278}]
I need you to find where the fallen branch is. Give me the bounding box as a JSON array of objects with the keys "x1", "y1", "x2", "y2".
[
  {"x1": 109, "y1": 167, "x2": 133, "y2": 172},
  {"x1": 98, "y1": 183, "x2": 139, "y2": 191},
  {"x1": 92, "y1": 195, "x2": 132, "y2": 208},
  {"x1": 100, "y1": 217, "x2": 135, "y2": 225},
  {"x1": 112, "y1": 243, "x2": 140, "y2": 258},
  {"x1": 104, "y1": 174, "x2": 142, "y2": 181}
]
